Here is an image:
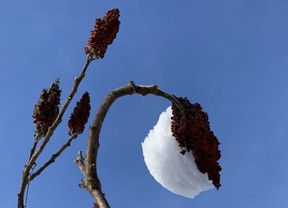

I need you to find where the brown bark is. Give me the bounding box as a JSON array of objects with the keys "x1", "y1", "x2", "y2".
[
  {"x1": 18, "y1": 56, "x2": 92, "y2": 208},
  {"x1": 76, "y1": 81, "x2": 184, "y2": 208}
]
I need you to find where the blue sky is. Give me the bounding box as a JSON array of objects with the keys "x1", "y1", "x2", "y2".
[{"x1": 1, "y1": 0, "x2": 288, "y2": 207}]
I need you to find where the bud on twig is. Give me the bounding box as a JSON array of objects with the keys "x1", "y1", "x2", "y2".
[
  {"x1": 68, "y1": 92, "x2": 91, "y2": 136},
  {"x1": 32, "y1": 79, "x2": 61, "y2": 137},
  {"x1": 171, "y1": 97, "x2": 222, "y2": 189},
  {"x1": 84, "y1": 8, "x2": 120, "y2": 59}
]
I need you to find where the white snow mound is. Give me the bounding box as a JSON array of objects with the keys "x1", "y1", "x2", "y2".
[{"x1": 142, "y1": 106, "x2": 214, "y2": 198}]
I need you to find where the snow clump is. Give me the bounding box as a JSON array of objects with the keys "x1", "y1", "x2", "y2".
[{"x1": 142, "y1": 106, "x2": 214, "y2": 198}]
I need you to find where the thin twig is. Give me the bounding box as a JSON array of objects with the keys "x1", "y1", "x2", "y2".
[
  {"x1": 18, "y1": 55, "x2": 92, "y2": 208},
  {"x1": 77, "y1": 81, "x2": 185, "y2": 208},
  {"x1": 29, "y1": 133, "x2": 41, "y2": 160},
  {"x1": 30, "y1": 133, "x2": 78, "y2": 181},
  {"x1": 75, "y1": 151, "x2": 86, "y2": 176},
  {"x1": 24, "y1": 163, "x2": 36, "y2": 208}
]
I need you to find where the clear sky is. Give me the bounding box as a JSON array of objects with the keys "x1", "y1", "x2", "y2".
[{"x1": 1, "y1": 0, "x2": 288, "y2": 207}]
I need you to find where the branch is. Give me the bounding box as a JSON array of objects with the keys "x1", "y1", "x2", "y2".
[
  {"x1": 75, "y1": 151, "x2": 86, "y2": 176},
  {"x1": 30, "y1": 133, "x2": 78, "y2": 181},
  {"x1": 77, "y1": 81, "x2": 184, "y2": 208},
  {"x1": 18, "y1": 55, "x2": 92, "y2": 208},
  {"x1": 28, "y1": 133, "x2": 41, "y2": 160}
]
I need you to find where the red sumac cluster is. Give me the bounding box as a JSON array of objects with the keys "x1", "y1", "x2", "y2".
[{"x1": 171, "y1": 97, "x2": 222, "y2": 189}]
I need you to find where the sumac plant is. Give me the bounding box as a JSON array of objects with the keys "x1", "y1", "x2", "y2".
[{"x1": 18, "y1": 8, "x2": 221, "y2": 208}]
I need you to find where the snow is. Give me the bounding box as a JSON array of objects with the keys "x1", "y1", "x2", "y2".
[{"x1": 142, "y1": 106, "x2": 214, "y2": 198}]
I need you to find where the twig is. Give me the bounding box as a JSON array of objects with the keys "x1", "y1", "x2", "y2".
[
  {"x1": 75, "y1": 151, "x2": 86, "y2": 176},
  {"x1": 76, "y1": 81, "x2": 185, "y2": 208},
  {"x1": 30, "y1": 133, "x2": 78, "y2": 181},
  {"x1": 29, "y1": 133, "x2": 41, "y2": 160},
  {"x1": 23, "y1": 163, "x2": 36, "y2": 208},
  {"x1": 18, "y1": 55, "x2": 92, "y2": 208}
]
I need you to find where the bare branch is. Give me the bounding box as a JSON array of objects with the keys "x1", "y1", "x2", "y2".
[
  {"x1": 30, "y1": 133, "x2": 78, "y2": 181},
  {"x1": 18, "y1": 55, "x2": 92, "y2": 208},
  {"x1": 29, "y1": 133, "x2": 41, "y2": 160},
  {"x1": 80, "y1": 81, "x2": 185, "y2": 208},
  {"x1": 75, "y1": 151, "x2": 86, "y2": 176}
]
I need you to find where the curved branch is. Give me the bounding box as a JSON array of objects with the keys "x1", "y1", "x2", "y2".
[
  {"x1": 80, "y1": 81, "x2": 184, "y2": 208},
  {"x1": 18, "y1": 55, "x2": 92, "y2": 208}
]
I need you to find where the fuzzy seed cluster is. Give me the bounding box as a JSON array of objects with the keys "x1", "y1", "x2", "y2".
[
  {"x1": 32, "y1": 79, "x2": 61, "y2": 137},
  {"x1": 171, "y1": 97, "x2": 222, "y2": 189},
  {"x1": 68, "y1": 92, "x2": 91, "y2": 136},
  {"x1": 84, "y1": 8, "x2": 120, "y2": 59}
]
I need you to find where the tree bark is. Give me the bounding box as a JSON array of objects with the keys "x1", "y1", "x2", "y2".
[
  {"x1": 76, "y1": 81, "x2": 183, "y2": 208},
  {"x1": 18, "y1": 56, "x2": 91, "y2": 208}
]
